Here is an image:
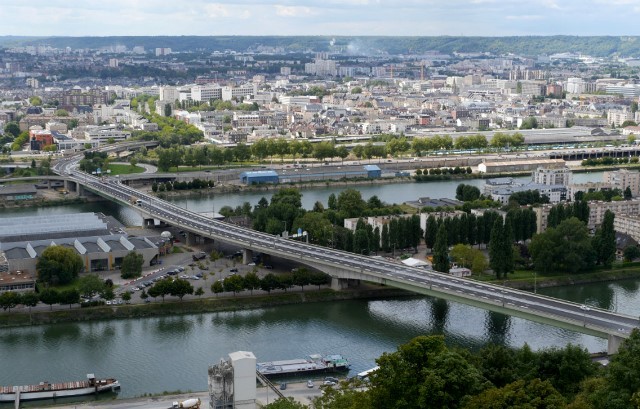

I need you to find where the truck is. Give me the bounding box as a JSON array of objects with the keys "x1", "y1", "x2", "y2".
[
  {"x1": 192, "y1": 251, "x2": 207, "y2": 261},
  {"x1": 130, "y1": 196, "x2": 143, "y2": 206},
  {"x1": 171, "y1": 398, "x2": 201, "y2": 408}
]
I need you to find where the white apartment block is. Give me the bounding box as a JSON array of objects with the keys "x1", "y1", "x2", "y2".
[
  {"x1": 191, "y1": 84, "x2": 222, "y2": 102},
  {"x1": 604, "y1": 169, "x2": 640, "y2": 196},
  {"x1": 532, "y1": 166, "x2": 572, "y2": 186},
  {"x1": 608, "y1": 109, "x2": 634, "y2": 127},
  {"x1": 614, "y1": 214, "x2": 640, "y2": 243},
  {"x1": 83, "y1": 126, "x2": 131, "y2": 144},
  {"x1": 221, "y1": 83, "x2": 257, "y2": 101},
  {"x1": 159, "y1": 86, "x2": 180, "y2": 102}
]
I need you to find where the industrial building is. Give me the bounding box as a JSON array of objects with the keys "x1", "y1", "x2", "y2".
[
  {"x1": 478, "y1": 159, "x2": 566, "y2": 174},
  {"x1": 240, "y1": 170, "x2": 280, "y2": 185},
  {"x1": 0, "y1": 213, "x2": 163, "y2": 281}
]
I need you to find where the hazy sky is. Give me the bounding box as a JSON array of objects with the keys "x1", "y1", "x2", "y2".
[{"x1": 2, "y1": 0, "x2": 639, "y2": 37}]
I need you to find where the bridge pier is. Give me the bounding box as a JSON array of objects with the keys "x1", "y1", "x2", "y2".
[
  {"x1": 243, "y1": 249, "x2": 253, "y2": 264},
  {"x1": 185, "y1": 232, "x2": 197, "y2": 246},
  {"x1": 608, "y1": 334, "x2": 625, "y2": 355},
  {"x1": 143, "y1": 218, "x2": 155, "y2": 227},
  {"x1": 330, "y1": 278, "x2": 360, "y2": 290}
]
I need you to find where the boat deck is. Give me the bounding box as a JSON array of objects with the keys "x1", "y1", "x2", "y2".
[{"x1": 0, "y1": 380, "x2": 91, "y2": 394}]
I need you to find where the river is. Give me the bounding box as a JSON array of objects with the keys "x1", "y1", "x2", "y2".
[{"x1": 1, "y1": 171, "x2": 624, "y2": 404}]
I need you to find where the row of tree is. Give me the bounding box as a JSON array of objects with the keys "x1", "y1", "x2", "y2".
[
  {"x1": 209, "y1": 269, "x2": 330, "y2": 296},
  {"x1": 151, "y1": 179, "x2": 215, "y2": 192}
]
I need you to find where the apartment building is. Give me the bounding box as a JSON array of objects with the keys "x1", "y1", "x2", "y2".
[
  {"x1": 604, "y1": 169, "x2": 640, "y2": 196},
  {"x1": 532, "y1": 166, "x2": 572, "y2": 186}
]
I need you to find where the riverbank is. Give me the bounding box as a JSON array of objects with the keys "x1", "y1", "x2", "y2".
[{"x1": 0, "y1": 286, "x2": 411, "y2": 328}]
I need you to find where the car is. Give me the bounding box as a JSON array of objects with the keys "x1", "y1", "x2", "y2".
[
  {"x1": 264, "y1": 265, "x2": 274, "y2": 270},
  {"x1": 580, "y1": 304, "x2": 591, "y2": 311},
  {"x1": 180, "y1": 274, "x2": 189, "y2": 279},
  {"x1": 248, "y1": 262, "x2": 256, "y2": 266},
  {"x1": 131, "y1": 287, "x2": 139, "y2": 292},
  {"x1": 195, "y1": 273, "x2": 204, "y2": 278},
  {"x1": 279, "y1": 382, "x2": 287, "y2": 390},
  {"x1": 190, "y1": 276, "x2": 200, "y2": 280},
  {"x1": 323, "y1": 377, "x2": 339, "y2": 386},
  {"x1": 229, "y1": 268, "x2": 238, "y2": 273},
  {"x1": 176, "y1": 266, "x2": 185, "y2": 272},
  {"x1": 306, "y1": 380, "x2": 314, "y2": 388},
  {"x1": 106, "y1": 300, "x2": 112, "y2": 305}
]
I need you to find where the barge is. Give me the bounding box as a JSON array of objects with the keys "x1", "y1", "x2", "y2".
[
  {"x1": 0, "y1": 374, "x2": 120, "y2": 402},
  {"x1": 257, "y1": 354, "x2": 350, "y2": 377}
]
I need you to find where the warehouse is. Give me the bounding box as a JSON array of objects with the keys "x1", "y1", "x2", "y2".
[
  {"x1": 240, "y1": 170, "x2": 280, "y2": 185},
  {"x1": 478, "y1": 159, "x2": 565, "y2": 173}
]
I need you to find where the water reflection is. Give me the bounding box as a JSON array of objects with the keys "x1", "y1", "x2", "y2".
[
  {"x1": 430, "y1": 298, "x2": 449, "y2": 332},
  {"x1": 485, "y1": 312, "x2": 511, "y2": 345}
]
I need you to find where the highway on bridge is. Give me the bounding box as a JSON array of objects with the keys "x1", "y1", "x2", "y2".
[{"x1": 52, "y1": 147, "x2": 639, "y2": 354}]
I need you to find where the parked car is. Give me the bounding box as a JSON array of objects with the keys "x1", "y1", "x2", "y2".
[
  {"x1": 264, "y1": 264, "x2": 274, "y2": 270},
  {"x1": 323, "y1": 377, "x2": 339, "y2": 386},
  {"x1": 306, "y1": 380, "x2": 314, "y2": 388},
  {"x1": 229, "y1": 268, "x2": 238, "y2": 273},
  {"x1": 279, "y1": 383, "x2": 287, "y2": 390}
]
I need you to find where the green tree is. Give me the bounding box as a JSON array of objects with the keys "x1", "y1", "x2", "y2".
[
  {"x1": 37, "y1": 246, "x2": 84, "y2": 285},
  {"x1": 489, "y1": 219, "x2": 514, "y2": 279},
  {"x1": 120, "y1": 251, "x2": 144, "y2": 279},
  {"x1": 370, "y1": 335, "x2": 486, "y2": 409},
  {"x1": 4, "y1": 121, "x2": 20, "y2": 137},
  {"x1": 20, "y1": 291, "x2": 40, "y2": 314},
  {"x1": 77, "y1": 274, "x2": 105, "y2": 298},
  {"x1": 337, "y1": 189, "x2": 366, "y2": 218},
  {"x1": 264, "y1": 397, "x2": 308, "y2": 409},
  {"x1": 433, "y1": 224, "x2": 450, "y2": 273},
  {"x1": 243, "y1": 271, "x2": 261, "y2": 295},
  {"x1": 260, "y1": 273, "x2": 279, "y2": 294},
  {"x1": 223, "y1": 275, "x2": 245, "y2": 296},
  {"x1": 59, "y1": 288, "x2": 81, "y2": 309},
  {"x1": 594, "y1": 210, "x2": 616, "y2": 268},
  {"x1": 624, "y1": 245, "x2": 640, "y2": 262},
  {"x1": 169, "y1": 278, "x2": 194, "y2": 301},
  {"x1": 0, "y1": 291, "x2": 21, "y2": 311},
  {"x1": 292, "y1": 268, "x2": 311, "y2": 291},
  {"x1": 461, "y1": 379, "x2": 566, "y2": 409},
  {"x1": 121, "y1": 291, "x2": 132, "y2": 304},
  {"x1": 211, "y1": 280, "x2": 224, "y2": 296},
  {"x1": 39, "y1": 288, "x2": 60, "y2": 311}
]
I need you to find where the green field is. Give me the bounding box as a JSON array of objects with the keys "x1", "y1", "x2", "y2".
[{"x1": 107, "y1": 164, "x2": 145, "y2": 175}]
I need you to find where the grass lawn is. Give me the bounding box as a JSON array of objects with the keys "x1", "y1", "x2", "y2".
[{"x1": 107, "y1": 163, "x2": 145, "y2": 175}]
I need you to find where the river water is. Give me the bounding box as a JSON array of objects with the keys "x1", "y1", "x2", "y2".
[{"x1": 3, "y1": 170, "x2": 630, "y2": 403}]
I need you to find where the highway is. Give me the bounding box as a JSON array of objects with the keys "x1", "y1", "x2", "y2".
[{"x1": 51, "y1": 146, "x2": 640, "y2": 353}]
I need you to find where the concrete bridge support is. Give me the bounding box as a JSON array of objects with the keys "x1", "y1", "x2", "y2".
[
  {"x1": 185, "y1": 232, "x2": 197, "y2": 246},
  {"x1": 243, "y1": 249, "x2": 253, "y2": 264},
  {"x1": 331, "y1": 278, "x2": 361, "y2": 290},
  {"x1": 608, "y1": 334, "x2": 625, "y2": 355},
  {"x1": 142, "y1": 218, "x2": 155, "y2": 227}
]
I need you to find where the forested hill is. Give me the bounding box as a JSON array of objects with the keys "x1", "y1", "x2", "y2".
[{"x1": 2, "y1": 35, "x2": 640, "y2": 57}]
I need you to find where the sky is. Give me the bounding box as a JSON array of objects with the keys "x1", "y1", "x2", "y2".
[{"x1": 1, "y1": 0, "x2": 640, "y2": 37}]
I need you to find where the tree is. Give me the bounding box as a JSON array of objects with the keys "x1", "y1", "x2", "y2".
[
  {"x1": 594, "y1": 210, "x2": 616, "y2": 268},
  {"x1": 223, "y1": 275, "x2": 245, "y2": 295},
  {"x1": 149, "y1": 279, "x2": 172, "y2": 302},
  {"x1": 260, "y1": 273, "x2": 279, "y2": 294},
  {"x1": 39, "y1": 288, "x2": 59, "y2": 311},
  {"x1": 139, "y1": 289, "x2": 149, "y2": 302},
  {"x1": 169, "y1": 278, "x2": 194, "y2": 301},
  {"x1": 489, "y1": 219, "x2": 513, "y2": 279},
  {"x1": 370, "y1": 335, "x2": 486, "y2": 409},
  {"x1": 424, "y1": 215, "x2": 438, "y2": 251},
  {"x1": 243, "y1": 272, "x2": 261, "y2": 295},
  {"x1": 3, "y1": 121, "x2": 20, "y2": 138},
  {"x1": 59, "y1": 289, "x2": 80, "y2": 309},
  {"x1": 121, "y1": 291, "x2": 132, "y2": 304},
  {"x1": 433, "y1": 224, "x2": 450, "y2": 273},
  {"x1": 461, "y1": 379, "x2": 566, "y2": 409},
  {"x1": 77, "y1": 274, "x2": 105, "y2": 298},
  {"x1": 264, "y1": 397, "x2": 308, "y2": 409},
  {"x1": 292, "y1": 268, "x2": 311, "y2": 291},
  {"x1": 120, "y1": 251, "x2": 144, "y2": 279},
  {"x1": 37, "y1": 246, "x2": 84, "y2": 285},
  {"x1": 624, "y1": 245, "x2": 640, "y2": 262},
  {"x1": 194, "y1": 287, "x2": 205, "y2": 298},
  {"x1": 211, "y1": 280, "x2": 224, "y2": 296},
  {"x1": 530, "y1": 217, "x2": 595, "y2": 274},
  {"x1": 20, "y1": 291, "x2": 39, "y2": 315},
  {"x1": 0, "y1": 291, "x2": 21, "y2": 311}
]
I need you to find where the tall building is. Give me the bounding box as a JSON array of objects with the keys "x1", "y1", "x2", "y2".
[
  {"x1": 532, "y1": 166, "x2": 572, "y2": 186},
  {"x1": 604, "y1": 169, "x2": 640, "y2": 196}
]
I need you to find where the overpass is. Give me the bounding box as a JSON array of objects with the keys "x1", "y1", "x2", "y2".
[{"x1": 52, "y1": 148, "x2": 639, "y2": 354}]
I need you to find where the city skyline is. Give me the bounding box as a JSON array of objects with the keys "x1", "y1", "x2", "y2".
[{"x1": 2, "y1": 0, "x2": 640, "y2": 38}]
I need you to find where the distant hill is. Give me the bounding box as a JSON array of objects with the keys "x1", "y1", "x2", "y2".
[{"x1": 2, "y1": 35, "x2": 640, "y2": 57}]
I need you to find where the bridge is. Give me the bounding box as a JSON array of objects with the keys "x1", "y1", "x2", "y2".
[{"x1": 51, "y1": 146, "x2": 639, "y2": 354}]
